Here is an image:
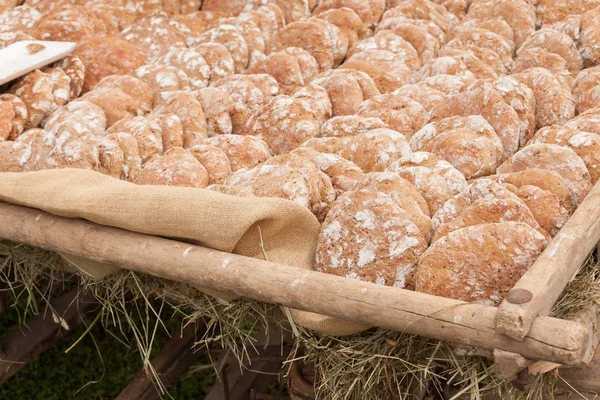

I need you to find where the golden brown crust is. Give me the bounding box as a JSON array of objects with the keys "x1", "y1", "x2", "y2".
[
  {"x1": 356, "y1": 94, "x2": 426, "y2": 139},
  {"x1": 73, "y1": 34, "x2": 148, "y2": 93},
  {"x1": 201, "y1": 134, "x2": 271, "y2": 172},
  {"x1": 0, "y1": 94, "x2": 27, "y2": 141},
  {"x1": 498, "y1": 143, "x2": 592, "y2": 206},
  {"x1": 353, "y1": 172, "x2": 432, "y2": 241},
  {"x1": 188, "y1": 144, "x2": 232, "y2": 185},
  {"x1": 310, "y1": 69, "x2": 380, "y2": 116},
  {"x1": 316, "y1": 189, "x2": 428, "y2": 289},
  {"x1": 416, "y1": 222, "x2": 548, "y2": 304},
  {"x1": 135, "y1": 147, "x2": 209, "y2": 188}
]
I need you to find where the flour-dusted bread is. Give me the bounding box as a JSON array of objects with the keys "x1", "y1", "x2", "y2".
[
  {"x1": 528, "y1": 125, "x2": 600, "y2": 184},
  {"x1": 263, "y1": 152, "x2": 337, "y2": 221},
  {"x1": 428, "y1": 82, "x2": 521, "y2": 158},
  {"x1": 93, "y1": 74, "x2": 154, "y2": 115},
  {"x1": 99, "y1": 131, "x2": 141, "y2": 181},
  {"x1": 135, "y1": 64, "x2": 191, "y2": 97},
  {"x1": 189, "y1": 24, "x2": 249, "y2": 73},
  {"x1": 517, "y1": 28, "x2": 582, "y2": 76},
  {"x1": 483, "y1": 76, "x2": 537, "y2": 146},
  {"x1": 498, "y1": 143, "x2": 593, "y2": 206},
  {"x1": 432, "y1": 179, "x2": 523, "y2": 230},
  {"x1": 581, "y1": 6, "x2": 600, "y2": 66},
  {"x1": 355, "y1": 94, "x2": 426, "y2": 139},
  {"x1": 106, "y1": 116, "x2": 163, "y2": 164},
  {"x1": 225, "y1": 163, "x2": 313, "y2": 209},
  {"x1": 313, "y1": 6, "x2": 369, "y2": 48},
  {"x1": 392, "y1": 84, "x2": 446, "y2": 112},
  {"x1": 268, "y1": 17, "x2": 348, "y2": 70},
  {"x1": 463, "y1": 0, "x2": 535, "y2": 48},
  {"x1": 245, "y1": 47, "x2": 319, "y2": 94},
  {"x1": 564, "y1": 106, "x2": 600, "y2": 135},
  {"x1": 416, "y1": 222, "x2": 549, "y2": 304},
  {"x1": 388, "y1": 165, "x2": 455, "y2": 215},
  {"x1": 452, "y1": 18, "x2": 514, "y2": 44},
  {"x1": 193, "y1": 88, "x2": 235, "y2": 137},
  {"x1": 353, "y1": 171, "x2": 432, "y2": 241},
  {"x1": 302, "y1": 128, "x2": 411, "y2": 172},
  {"x1": 410, "y1": 115, "x2": 504, "y2": 178},
  {"x1": 8, "y1": 70, "x2": 56, "y2": 129},
  {"x1": 316, "y1": 189, "x2": 428, "y2": 289},
  {"x1": 375, "y1": 21, "x2": 439, "y2": 63},
  {"x1": 347, "y1": 30, "x2": 421, "y2": 71},
  {"x1": 515, "y1": 184, "x2": 569, "y2": 236},
  {"x1": 188, "y1": 144, "x2": 233, "y2": 185},
  {"x1": 73, "y1": 34, "x2": 148, "y2": 93},
  {"x1": 202, "y1": 134, "x2": 271, "y2": 172},
  {"x1": 0, "y1": 94, "x2": 27, "y2": 141},
  {"x1": 572, "y1": 66, "x2": 600, "y2": 114},
  {"x1": 511, "y1": 67, "x2": 575, "y2": 128},
  {"x1": 310, "y1": 69, "x2": 380, "y2": 116},
  {"x1": 79, "y1": 87, "x2": 142, "y2": 127},
  {"x1": 153, "y1": 90, "x2": 208, "y2": 147},
  {"x1": 291, "y1": 147, "x2": 366, "y2": 195},
  {"x1": 156, "y1": 47, "x2": 211, "y2": 90},
  {"x1": 487, "y1": 168, "x2": 577, "y2": 214},
  {"x1": 312, "y1": 0, "x2": 383, "y2": 29},
  {"x1": 512, "y1": 47, "x2": 572, "y2": 88},
  {"x1": 244, "y1": 88, "x2": 332, "y2": 155},
  {"x1": 389, "y1": 151, "x2": 467, "y2": 195},
  {"x1": 320, "y1": 115, "x2": 386, "y2": 138},
  {"x1": 135, "y1": 147, "x2": 209, "y2": 188},
  {"x1": 119, "y1": 11, "x2": 191, "y2": 61},
  {"x1": 432, "y1": 196, "x2": 547, "y2": 242},
  {"x1": 56, "y1": 55, "x2": 85, "y2": 100},
  {"x1": 21, "y1": 122, "x2": 100, "y2": 172},
  {"x1": 214, "y1": 73, "x2": 280, "y2": 125},
  {"x1": 190, "y1": 42, "x2": 235, "y2": 85},
  {"x1": 340, "y1": 49, "x2": 413, "y2": 93}
]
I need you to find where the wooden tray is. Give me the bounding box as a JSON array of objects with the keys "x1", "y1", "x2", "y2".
[{"x1": 1, "y1": 179, "x2": 600, "y2": 369}]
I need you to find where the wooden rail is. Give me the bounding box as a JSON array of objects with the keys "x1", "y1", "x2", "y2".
[
  {"x1": 0, "y1": 201, "x2": 594, "y2": 366},
  {"x1": 495, "y1": 180, "x2": 600, "y2": 341}
]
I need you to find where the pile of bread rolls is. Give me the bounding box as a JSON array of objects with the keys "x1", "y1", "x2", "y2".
[{"x1": 1, "y1": 0, "x2": 599, "y2": 306}]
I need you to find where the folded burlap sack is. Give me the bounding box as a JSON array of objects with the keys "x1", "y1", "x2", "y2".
[{"x1": 0, "y1": 169, "x2": 369, "y2": 335}]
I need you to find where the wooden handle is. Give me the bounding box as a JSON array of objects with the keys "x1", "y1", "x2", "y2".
[
  {"x1": 0, "y1": 201, "x2": 592, "y2": 365},
  {"x1": 495, "y1": 180, "x2": 600, "y2": 341}
]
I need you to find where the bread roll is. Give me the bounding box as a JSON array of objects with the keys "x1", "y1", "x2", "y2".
[
  {"x1": 316, "y1": 190, "x2": 428, "y2": 289},
  {"x1": 416, "y1": 222, "x2": 548, "y2": 304}
]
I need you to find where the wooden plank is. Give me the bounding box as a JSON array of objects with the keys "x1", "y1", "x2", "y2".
[
  {"x1": 0, "y1": 288, "x2": 97, "y2": 384},
  {"x1": 0, "y1": 40, "x2": 76, "y2": 85},
  {"x1": 0, "y1": 202, "x2": 593, "y2": 365},
  {"x1": 495, "y1": 180, "x2": 600, "y2": 341},
  {"x1": 205, "y1": 324, "x2": 292, "y2": 400},
  {"x1": 493, "y1": 349, "x2": 530, "y2": 380},
  {"x1": 115, "y1": 324, "x2": 205, "y2": 400}
]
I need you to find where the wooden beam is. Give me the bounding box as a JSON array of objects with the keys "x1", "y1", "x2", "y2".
[
  {"x1": 205, "y1": 324, "x2": 293, "y2": 400},
  {"x1": 0, "y1": 288, "x2": 97, "y2": 384},
  {"x1": 0, "y1": 201, "x2": 593, "y2": 365},
  {"x1": 496, "y1": 181, "x2": 600, "y2": 341},
  {"x1": 115, "y1": 323, "x2": 205, "y2": 400}
]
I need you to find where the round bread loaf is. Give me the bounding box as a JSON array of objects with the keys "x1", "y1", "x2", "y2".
[
  {"x1": 316, "y1": 189, "x2": 428, "y2": 289},
  {"x1": 416, "y1": 222, "x2": 548, "y2": 304}
]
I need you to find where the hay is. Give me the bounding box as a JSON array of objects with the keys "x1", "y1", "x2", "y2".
[
  {"x1": 0, "y1": 240, "x2": 74, "y2": 321},
  {"x1": 80, "y1": 269, "x2": 276, "y2": 394},
  {"x1": 294, "y1": 254, "x2": 600, "y2": 400},
  {"x1": 2, "y1": 239, "x2": 600, "y2": 399}
]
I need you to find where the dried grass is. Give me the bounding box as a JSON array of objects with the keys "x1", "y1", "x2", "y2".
[
  {"x1": 293, "y1": 253, "x2": 600, "y2": 400},
  {"x1": 2, "y1": 239, "x2": 599, "y2": 399}
]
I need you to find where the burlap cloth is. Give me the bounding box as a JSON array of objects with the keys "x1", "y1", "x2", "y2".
[{"x1": 0, "y1": 169, "x2": 369, "y2": 335}]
